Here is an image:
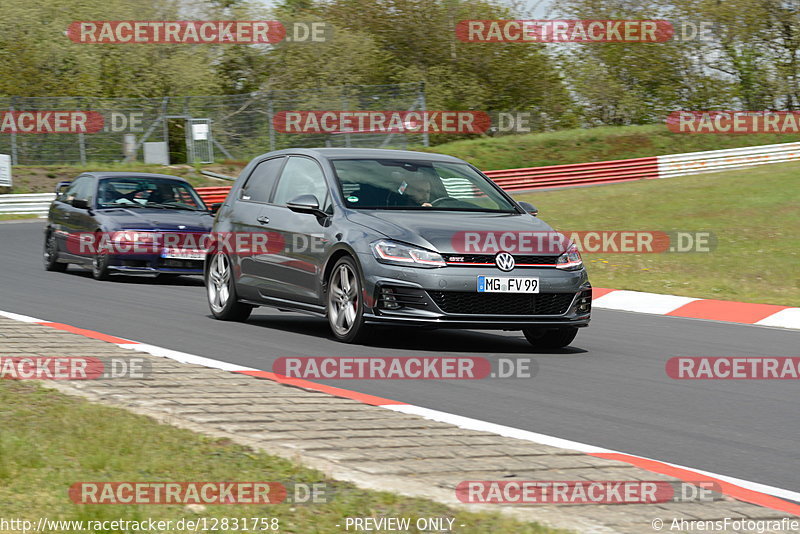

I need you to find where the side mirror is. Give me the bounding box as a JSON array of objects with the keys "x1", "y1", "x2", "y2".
[
  {"x1": 518, "y1": 201, "x2": 538, "y2": 216},
  {"x1": 71, "y1": 198, "x2": 90, "y2": 210},
  {"x1": 287, "y1": 194, "x2": 327, "y2": 217},
  {"x1": 209, "y1": 202, "x2": 223, "y2": 215}
]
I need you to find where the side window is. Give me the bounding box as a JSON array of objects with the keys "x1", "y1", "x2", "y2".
[
  {"x1": 272, "y1": 157, "x2": 328, "y2": 206},
  {"x1": 63, "y1": 176, "x2": 92, "y2": 203},
  {"x1": 240, "y1": 157, "x2": 284, "y2": 203}
]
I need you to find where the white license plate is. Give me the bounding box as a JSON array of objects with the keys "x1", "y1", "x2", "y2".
[
  {"x1": 161, "y1": 248, "x2": 205, "y2": 260},
  {"x1": 478, "y1": 276, "x2": 539, "y2": 293}
]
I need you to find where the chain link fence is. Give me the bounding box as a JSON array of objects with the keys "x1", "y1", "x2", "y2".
[{"x1": 0, "y1": 82, "x2": 426, "y2": 165}]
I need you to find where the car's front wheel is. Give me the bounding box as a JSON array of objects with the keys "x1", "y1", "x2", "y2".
[
  {"x1": 523, "y1": 327, "x2": 578, "y2": 349},
  {"x1": 43, "y1": 231, "x2": 68, "y2": 272},
  {"x1": 206, "y1": 252, "x2": 253, "y2": 321},
  {"x1": 92, "y1": 252, "x2": 110, "y2": 280},
  {"x1": 327, "y1": 256, "x2": 369, "y2": 343}
]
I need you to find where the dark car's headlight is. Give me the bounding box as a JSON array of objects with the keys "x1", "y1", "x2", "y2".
[
  {"x1": 371, "y1": 239, "x2": 445, "y2": 268},
  {"x1": 112, "y1": 231, "x2": 159, "y2": 244},
  {"x1": 555, "y1": 242, "x2": 583, "y2": 270}
]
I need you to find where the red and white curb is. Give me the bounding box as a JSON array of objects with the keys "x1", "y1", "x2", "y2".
[
  {"x1": 592, "y1": 288, "x2": 800, "y2": 329},
  {"x1": 1, "y1": 307, "x2": 799, "y2": 517}
]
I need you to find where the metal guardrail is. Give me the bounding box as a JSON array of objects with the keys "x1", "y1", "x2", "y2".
[
  {"x1": 656, "y1": 142, "x2": 800, "y2": 178},
  {"x1": 4, "y1": 141, "x2": 800, "y2": 214},
  {"x1": 484, "y1": 141, "x2": 800, "y2": 191},
  {"x1": 195, "y1": 187, "x2": 232, "y2": 205},
  {"x1": 484, "y1": 157, "x2": 659, "y2": 191},
  {"x1": 0, "y1": 193, "x2": 54, "y2": 215}
]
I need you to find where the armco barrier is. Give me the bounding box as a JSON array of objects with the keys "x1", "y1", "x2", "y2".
[
  {"x1": 4, "y1": 142, "x2": 800, "y2": 215},
  {"x1": 657, "y1": 142, "x2": 800, "y2": 178},
  {"x1": 197, "y1": 141, "x2": 800, "y2": 202},
  {"x1": 195, "y1": 187, "x2": 232, "y2": 205},
  {"x1": 484, "y1": 157, "x2": 660, "y2": 191},
  {"x1": 0, "y1": 193, "x2": 55, "y2": 215}
]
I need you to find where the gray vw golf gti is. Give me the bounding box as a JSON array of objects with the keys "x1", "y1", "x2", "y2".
[{"x1": 205, "y1": 148, "x2": 591, "y2": 347}]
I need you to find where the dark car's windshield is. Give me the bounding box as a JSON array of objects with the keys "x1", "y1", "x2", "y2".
[
  {"x1": 96, "y1": 177, "x2": 205, "y2": 211},
  {"x1": 331, "y1": 159, "x2": 518, "y2": 212}
]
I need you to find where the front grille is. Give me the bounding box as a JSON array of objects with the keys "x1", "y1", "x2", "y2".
[
  {"x1": 443, "y1": 254, "x2": 558, "y2": 266},
  {"x1": 428, "y1": 291, "x2": 574, "y2": 315},
  {"x1": 159, "y1": 259, "x2": 203, "y2": 269}
]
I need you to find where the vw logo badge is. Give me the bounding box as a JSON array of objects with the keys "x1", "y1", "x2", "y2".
[{"x1": 495, "y1": 252, "x2": 515, "y2": 272}]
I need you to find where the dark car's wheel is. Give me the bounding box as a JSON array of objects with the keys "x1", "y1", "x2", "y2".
[
  {"x1": 327, "y1": 256, "x2": 369, "y2": 343},
  {"x1": 92, "y1": 251, "x2": 111, "y2": 280},
  {"x1": 523, "y1": 327, "x2": 578, "y2": 349},
  {"x1": 206, "y1": 252, "x2": 253, "y2": 321},
  {"x1": 43, "y1": 232, "x2": 68, "y2": 272}
]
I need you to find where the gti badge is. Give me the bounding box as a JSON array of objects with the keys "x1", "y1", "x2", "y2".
[{"x1": 495, "y1": 252, "x2": 515, "y2": 272}]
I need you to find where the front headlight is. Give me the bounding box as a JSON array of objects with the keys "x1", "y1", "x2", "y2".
[
  {"x1": 371, "y1": 239, "x2": 445, "y2": 268},
  {"x1": 112, "y1": 231, "x2": 159, "y2": 244},
  {"x1": 556, "y1": 242, "x2": 583, "y2": 270}
]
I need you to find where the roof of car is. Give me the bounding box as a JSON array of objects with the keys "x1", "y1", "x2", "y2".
[
  {"x1": 256, "y1": 148, "x2": 467, "y2": 163},
  {"x1": 81, "y1": 172, "x2": 190, "y2": 182}
]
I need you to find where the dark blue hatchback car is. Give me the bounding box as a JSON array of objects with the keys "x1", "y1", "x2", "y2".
[{"x1": 44, "y1": 172, "x2": 214, "y2": 280}]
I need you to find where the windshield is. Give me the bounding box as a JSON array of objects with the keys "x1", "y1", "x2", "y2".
[
  {"x1": 96, "y1": 177, "x2": 205, "y2": 211},
  {"x1": 331, "y1": 159, "x2": 518, "y2": 212}
]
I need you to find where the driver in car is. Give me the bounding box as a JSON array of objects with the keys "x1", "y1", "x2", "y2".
[{"x1": 398, "y1": 174, "x2": 433, "y2": 207}]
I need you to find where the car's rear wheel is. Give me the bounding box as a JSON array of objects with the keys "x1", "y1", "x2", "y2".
[
  {"x1": 327, "y1": 256, "x2": 368, "y2": 343},
  {"x1": 206, "y1": 252, "x2": 252, "y2": 321},
  {"x1": 43, "y1": 232, "x2": 68, "y2": 272},
  {"x1": 523, "y1": 327, "x2": 578, "y2": 349}
]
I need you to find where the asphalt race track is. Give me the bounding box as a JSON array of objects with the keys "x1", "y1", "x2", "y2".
[{"x1": 2, "y1": 220, "x2": 798, "y2": 494}]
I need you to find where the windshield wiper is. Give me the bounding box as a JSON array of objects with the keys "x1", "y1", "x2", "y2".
[{"x1": 145, "y1": 202, "x2": 199, "y2": 211}]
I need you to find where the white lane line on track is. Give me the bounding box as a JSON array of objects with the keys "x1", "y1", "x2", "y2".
[
  {"x1": 117, "y1": 342, "x2": 257, "y2": 372},
  {"x1": 0, "y1": 310, "x2": 45, "y2": 323},
  {"x1": 386, "y1": 404, "x2": 610, "y2": 453}
]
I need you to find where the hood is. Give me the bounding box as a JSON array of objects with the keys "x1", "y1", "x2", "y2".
[
  {"x1": 97, "y1": 208, "x2": 214, "y2": 232},
  {"x1": 345, "y1": 210, "x2": 556, "y2": 253}
]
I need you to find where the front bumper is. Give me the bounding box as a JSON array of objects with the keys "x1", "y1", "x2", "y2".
[
  {"x1": 357, "y1": 252, "x2": 591, "y2": 329},
  {"x1": 107, "y1": 254, "x2": 204, "y2": 275}
]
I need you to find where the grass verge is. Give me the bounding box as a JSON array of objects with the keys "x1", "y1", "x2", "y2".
[
  {"x1": 0, "y1": 213, "x2": 42, "y2": 221},
  {"x1": 0, "y1": 380, "x2": 566, "y2": 534},
  {"x1": 515, "y1": 161, "x2": 800, "y2": 306}
]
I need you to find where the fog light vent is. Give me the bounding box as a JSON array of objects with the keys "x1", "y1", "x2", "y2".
[
  {"x1": 577, "y1": 289, "x2": 592, "y2": 313},
  {"x1": 380, "y1": 287, "x2": 400, "y2": 310}
]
